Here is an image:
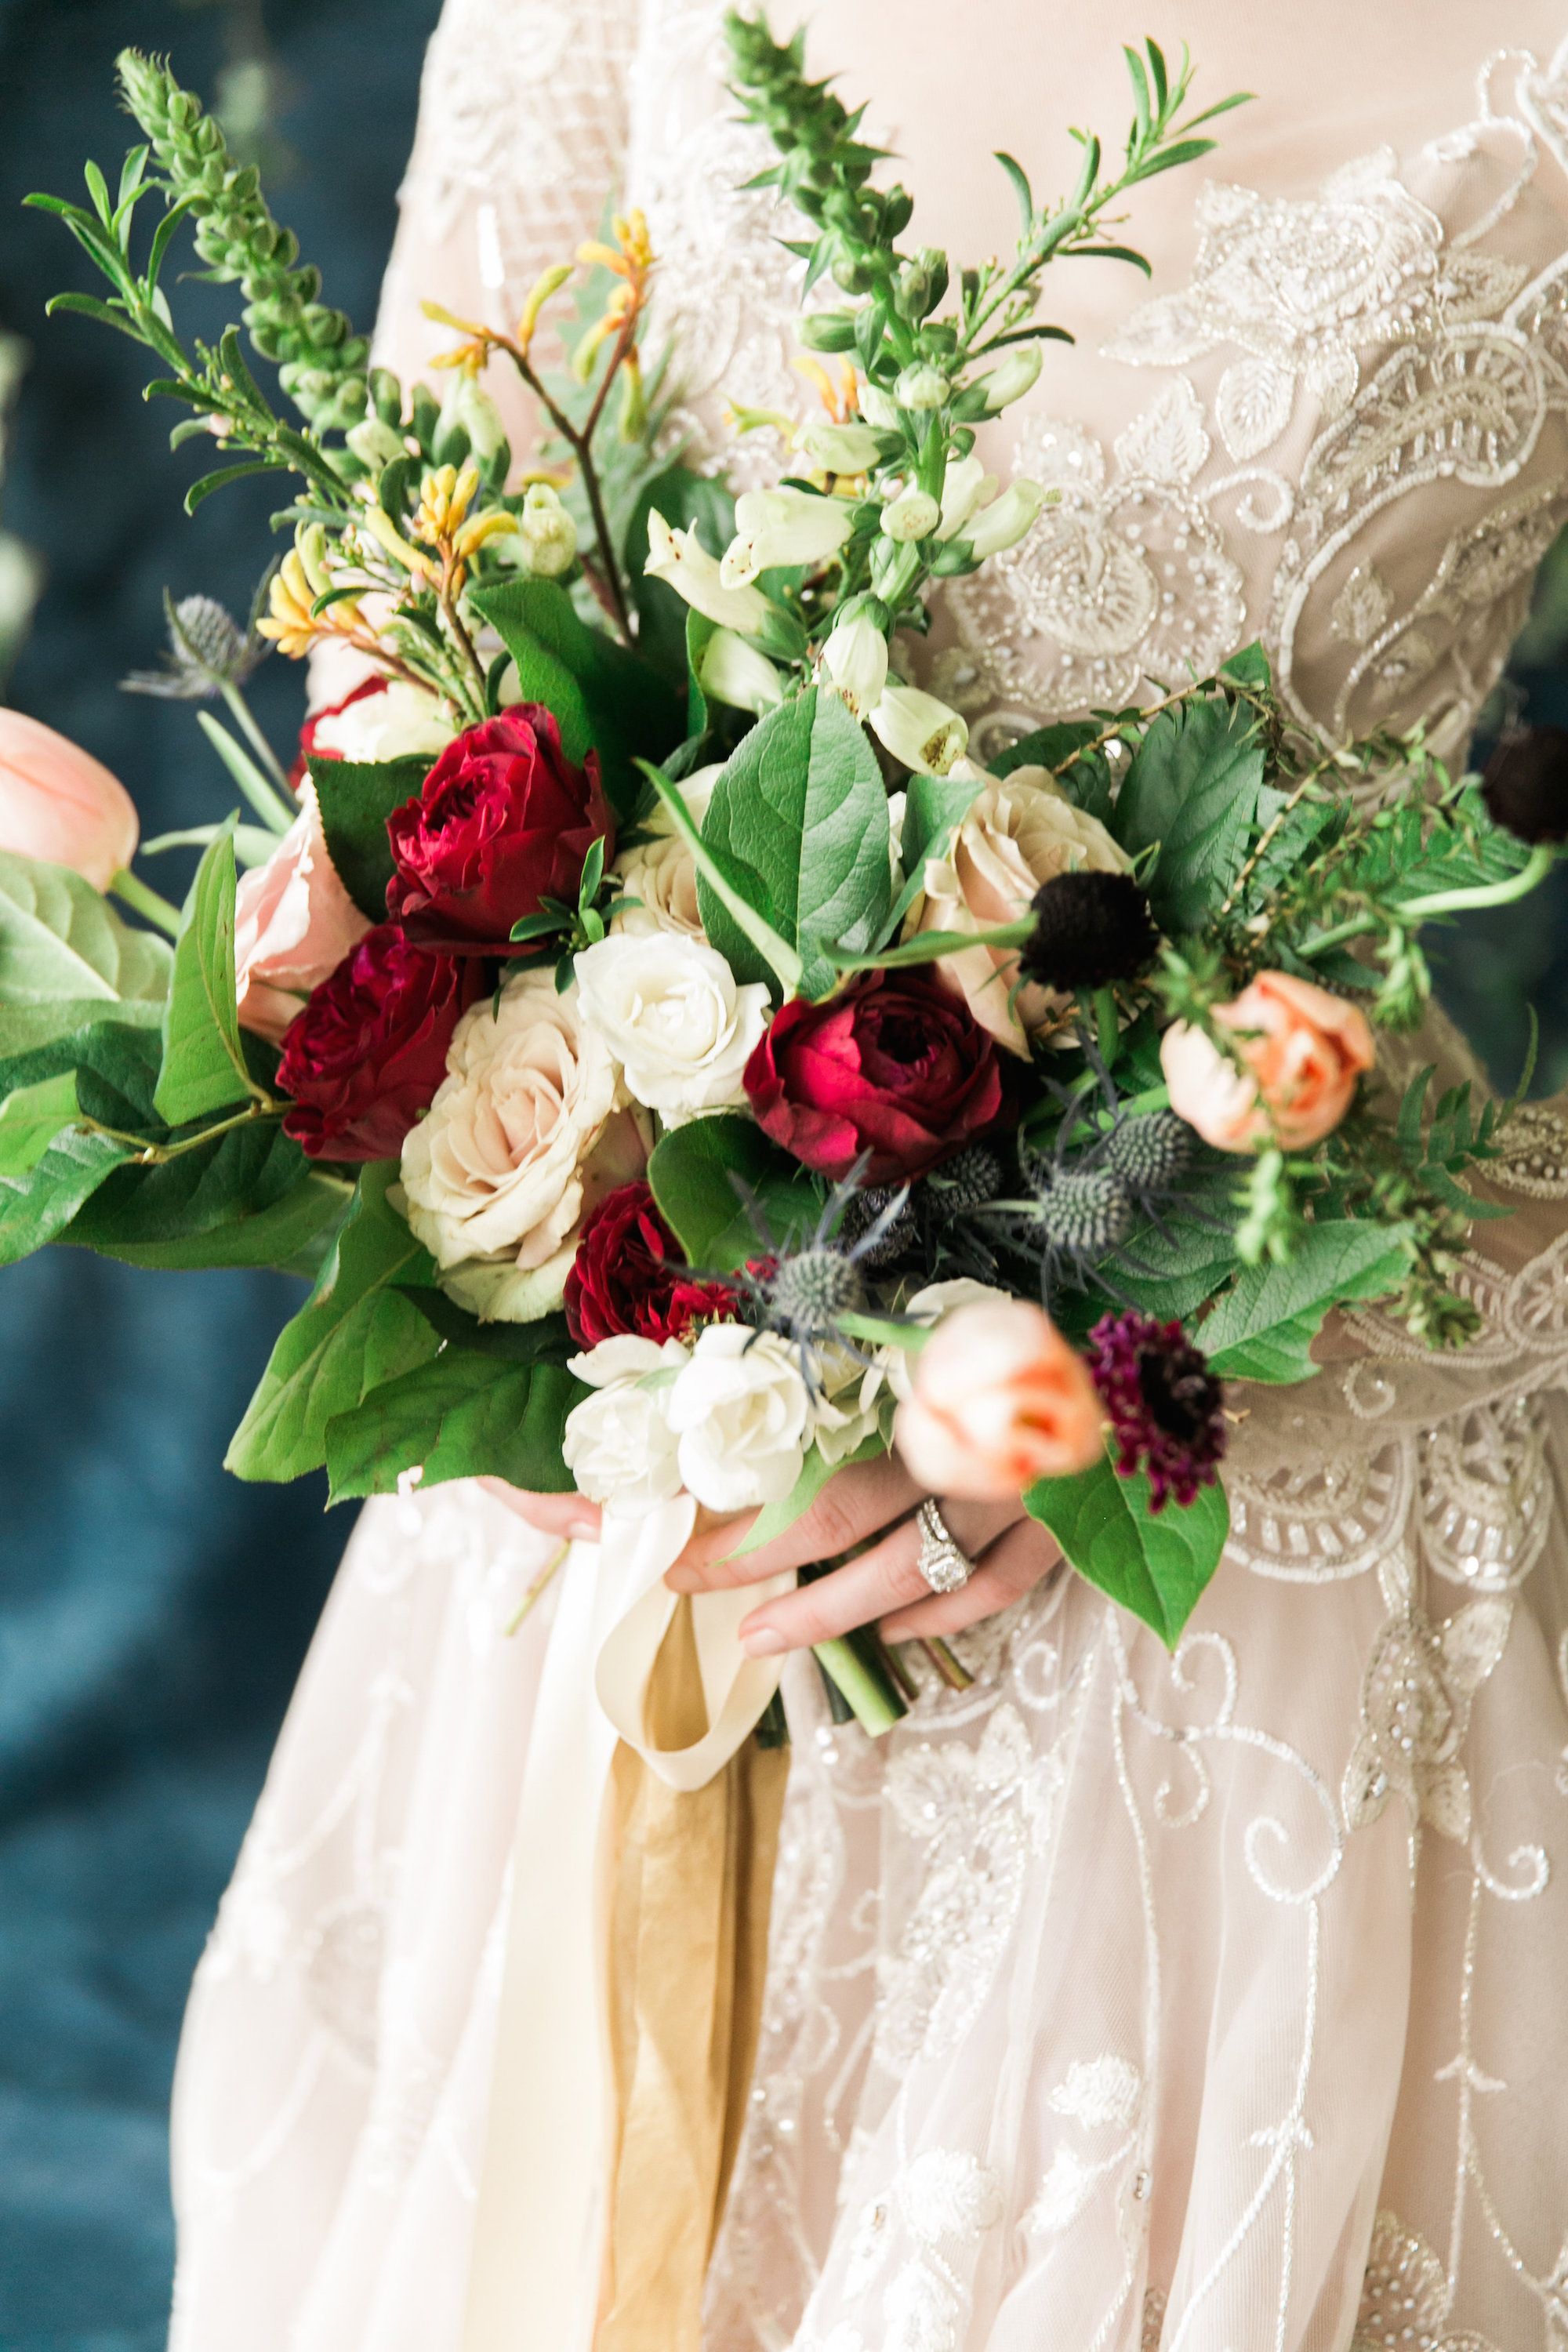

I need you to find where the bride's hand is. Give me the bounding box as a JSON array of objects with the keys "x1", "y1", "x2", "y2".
[{"x1": 666, "y1": 1457, "x2": 1062, "y2": 1652}]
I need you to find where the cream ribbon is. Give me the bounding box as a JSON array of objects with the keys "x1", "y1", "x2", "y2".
[{"x1": 460, "y1": 1497, "x2": 792, "y2": 2352}]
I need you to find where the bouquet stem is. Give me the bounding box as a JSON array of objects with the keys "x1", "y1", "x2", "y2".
[{"x1": 812, "y1": 1628, "x2": 907, "y2": 1736}]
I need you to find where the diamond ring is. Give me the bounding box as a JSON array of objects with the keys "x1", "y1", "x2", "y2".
[{"x1": 915, "y1": 1497, "x2": 975, "y2": 1596}]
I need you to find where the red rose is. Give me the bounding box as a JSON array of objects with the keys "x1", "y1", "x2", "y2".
[
  {"x1": 288, "y1": 677, "x2": 387, "y2": 789},
  {"x1": 276, "y1": 923, "x2": 481, "y2": 1162},
  {"x1": 385, "y1": 704, "x2": 613, "y2": 945},
  {"x1": 743, "y1": 970, "x2": 1006, "y2": 1184},
  {"x1": 564, "y1": 1181, "x2": 739, "y2": 1348}
]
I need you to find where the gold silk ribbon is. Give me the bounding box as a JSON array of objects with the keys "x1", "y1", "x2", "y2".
[{"x1": 460, "y1": 1501, "x2": 792, "y2": 2352}]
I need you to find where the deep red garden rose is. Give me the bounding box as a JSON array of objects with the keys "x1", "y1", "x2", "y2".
[
  {"x1": 743, "y1": 970, "x2": 1007, "y2": 1184},
  {"x1": 288, "y1": 677, "x2": 387, "y2": 789},
  {"x1": 276, "y1": 923, "x2": 481, "y2": 1162},
  {"x1": 564, "y1": 1181, "x2": 739, "y2": 1347},
  {"x1": 384, "y1": 703, "x2": 613, "y2": 944}
]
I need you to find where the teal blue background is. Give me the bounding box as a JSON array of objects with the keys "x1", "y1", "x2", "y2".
[
  {"x1": 2, "y1": 9, "x2": 1566, "y2": 2347},
  {"x1": 0, "y1": 5, "x2": 437, "y2": 2343}
]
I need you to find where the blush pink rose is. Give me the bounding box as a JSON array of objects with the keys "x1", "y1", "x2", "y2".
[
  {"x1": 0, "y1": 709, "x2": 140, "y2": 890},
  {"x1": 234, "y1": 780, "x2": 372, "y2": 1043},
  {"x1": 1160, "y1": 971, "x2": 1375, "y2": 1153},
  {"x1": 894, "y1": 1298, "x2": 1105, "y2": 1501}
]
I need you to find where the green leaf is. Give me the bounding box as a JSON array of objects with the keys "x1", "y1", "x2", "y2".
[
  {"x1": 470, "y1": 576, "x2": 684, "y2": 822},
  {"x1": 641, "y1": 760, "x2": 803, "y2": 997},
  {"x1": 323, "y1": 1351, "x2": 586, "y2": 1502},
  {"x1": 0, "y1": 1071, "x2": 82, "y2": 1177},
  {"x1": 729, "y1": 1425, "x2": 887, "y2": 1557},
  {"x1": 648, "y1": 1112, "x2": 820, "y2": 1272},
  {"x1": 0, "y1": 851, "x2": 171, "y2": 1007},
  {"x1": 1199, "y1": 1220, "x2": 1416, "y2": 1384},
  {"x1": 0, "y1": 1127, "x2": 134, "y2": 1267},
  {"x1": 886, "y1": 766, "x2": 985, "y2": 935},
  {"x1": 154, "y1": 826, "x2": 250, "y2": 1127},
  {"x1": 225, "y1": 1164, "x2": 438, "y2": 1482},
  {"x1": 403, "y1": 1288, "x2": 575, "y2": 1363},
  {"x1": 1221, "y1": 641, "x2": 1272, "y2": 691},
  {"x1": 1025, "y1": 1452, "x2": 1229, "y2": 1646},
  {"x1": 1113, "y1": 695, "x2": 1264, "y2": 932},
  {"x1": 625, "y1": 464, "x2": 737, "y2": 688},
  {"x1": 0, "y1": 994, "x2": 162, "y2": 1060},
  {"x1": 311, "y1": 752, "x2": 430, "y2": 922},
  {"x1": 74, "y1": 1170, "x2": 349, "y2": 1272},
  {"x1": 698, "y1": 687, "x2": 892, "y2": 999}
]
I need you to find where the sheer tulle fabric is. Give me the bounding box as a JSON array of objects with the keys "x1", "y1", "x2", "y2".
[{"x1": 171, "y1": 5, "x2": 1568, "y2": 2347}]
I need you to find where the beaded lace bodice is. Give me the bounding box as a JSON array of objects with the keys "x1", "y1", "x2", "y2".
[{"x1": 166, "y1": 13, "x2": 1568, "y2": 2352}]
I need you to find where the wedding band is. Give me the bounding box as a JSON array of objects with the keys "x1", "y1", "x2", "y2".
[{"x1": 915, "y1": 1497, "x2": 975, "y2": 1595}]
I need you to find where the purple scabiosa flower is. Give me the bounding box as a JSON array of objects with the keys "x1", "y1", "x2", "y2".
[{"x1": 1087, "y1": 1311, "x2": 1227, "y2": 1512}]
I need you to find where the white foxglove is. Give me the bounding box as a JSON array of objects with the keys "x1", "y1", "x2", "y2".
[
  {"x1": 720, "y1": 488, "x2": 855, "y2": 586},
  {"x1": 818, "y1": 612, "x2": 890, "y2": 718},
  {"x1": 795, "y1": 418, "x2": 883, "y2": 475},
  {"x1": 966, "y1": 478, "x2": 1047, "y2": 560},
  {"x1": 517, "y1": 482, "x2": 579, "y2": 579},
  {"x1": 936, "y1": 455, "x2": 996, "y2": 540},
  {"x1": 644, "y1": 510, "x2": 771, "y2": 635},
  {"x1": 880, "y1": 486, "x2": 941, "y2": 543},
  {"x1": 895, "y1": 364, "x2": 946, "y2": 410},
  {"x1": 869, "y1": 681, "x2": 968, "y2": 776},
  {"x1": 697, "y1": 626, "x2": 785, "y2": 714},
  {"x1": 978, "y1": 343, "x2": 1044, "y2": 412}
]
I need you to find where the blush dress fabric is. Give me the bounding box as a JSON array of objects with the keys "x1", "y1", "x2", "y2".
[{"x1": 169, "y1": 8, "x2": 1568, "y2": 2348}]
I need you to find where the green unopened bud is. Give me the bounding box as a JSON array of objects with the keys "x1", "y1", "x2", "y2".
[
  {"x1": 966, "y1": 477, "x2": 1048, "y2": 560},
  {"x1": 795, "y1": 419, "x2": 884, "y2": 475},
  {"x1": 799, "y1": 311, "x2": 858, "y2": 354},
  {"x1": 347, "y1": 416, "x2": 407, "y2": 470},
  {"x1": 976, "y1": 343, "x2": 1044, "y2": 412},
  {"x1": 895, "y1": 364, "x2": 946, "y2": 411},
  {"x1": 858, "y1": 385, "x2": 900, "y2": 430},
  {"x1": 697, "y1": 626, "x2": 786, "y2": 715}
]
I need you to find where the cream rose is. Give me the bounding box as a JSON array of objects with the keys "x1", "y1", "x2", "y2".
[
  {"x1": 307, "y1": 677, "x2": 455, "y2": 768},
  {"x1": 909, "y1": 762, "x2": 1131, "y2": 1055},
  {"x1": 611, "y1": 763, "x2": 722, "y2": 942},
  {"x1": 234, "y1": 780, "x2": 370, "y2": 1043},
  {"x1": 666, "y1": 1326, "x2": 810, "y2": 1511},
  {"x1": 399, "y1": 970, "x2": 648, "y2": 1322},
  {"x1": 562, "y1": 1334, "x2": 688, "y2": 1514},
  {"x1": 574, "y1": 931, "x2": 770, "y2": 1123}
]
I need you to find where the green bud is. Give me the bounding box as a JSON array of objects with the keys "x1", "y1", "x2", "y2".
[{"x1": 799, "y1": 311, "x2": 858, "y2": 353}]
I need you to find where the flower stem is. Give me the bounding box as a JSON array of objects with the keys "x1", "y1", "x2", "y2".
[
  {"x1": 503, "y1": 1540, "x2": 570, "y2": 1636},
  {"x1": 813, "y1": 1627, "x2": 908, "y2": 1736},
  {"x1": 110, "y1": 867, "x2": 181, "y2": 937},
  {"x1": 1300, "y1": 843, "x2": 1558, "y2": 959},
  {"x1": 220, "y1": 681, "x2": 295, "y2": 804}
]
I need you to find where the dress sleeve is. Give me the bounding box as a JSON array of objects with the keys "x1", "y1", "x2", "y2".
[{"x1": 370, "y1": 0, "x2": 644, "y2": 464}]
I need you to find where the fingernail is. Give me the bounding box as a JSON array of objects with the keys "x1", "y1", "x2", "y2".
[{"x1": 741, "y1": 1624, "x2": 786, "y2": 1657}]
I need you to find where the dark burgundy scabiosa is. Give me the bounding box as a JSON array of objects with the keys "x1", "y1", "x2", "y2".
[
  {"x1": 1087, "y1": 1310, "x2": 1227, "y2": 1512},
  {"x1": 1479, "y1": 724, "x2": 1568, "y2": 845},
  {"x1": 275, "y1": 924, "x2": 482, "y2": 1162},
  {"x1": 1018, "y1": 869, "x2": 1160, "y2": 993},
  {"x1": 742, "y1": 969, "x2": 1007, "y2": 1185},
  {"x1": 563, "y1": 1181, "x2": 739, "y2": 1347},
  {"x1": 385, "y1": 703, "x2": 613, "y2": 945}
]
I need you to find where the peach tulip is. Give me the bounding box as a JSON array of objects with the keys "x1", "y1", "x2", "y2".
[
  {"x1": 894, "y1": 1297, "x2": 1105, "y2": 1501},
  {"x1": 234, "y1": 779, "x2": 371, "y2": 1043},
  {"x1": 0, "y1": 708, "x2": 140, "y2": 891},
  {"x1": 1160, "y1": 970, "x2": 1375, "y2": 1153}
]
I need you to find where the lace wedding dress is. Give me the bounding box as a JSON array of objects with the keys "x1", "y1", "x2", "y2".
[{"x1": 168, "y1": 6, "x2": 1568, "y2": 2347}]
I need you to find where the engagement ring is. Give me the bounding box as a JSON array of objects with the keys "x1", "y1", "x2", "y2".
[{"x1": 915, "y1": 1498, "x2": 975, "y2": 1595}]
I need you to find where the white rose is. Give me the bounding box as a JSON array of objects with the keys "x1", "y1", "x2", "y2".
[
  {"x1": 909, "y1": 763, "x2": 1131, "y2": 1055},
  {"x1": 810, "y1": 1339, "x2": 891, "y2": 1465},
  {"x1": 611, "y1": 763, "x2": 723, "y2": 942},
  {"x1": 562, "y1": 1335, "x2": 688, "y2": 1513},
  {"x1": 399, "y1": 969, "x2": 648, "y2": 1322},
  {"x1": 666, "y1": 1326, "x2": 810, "y2": 1511},
  {"x1": 307, "y1": 678, "x2": 455, "y2": 768},
  {"x1": 574, "y1": 931, "x2": 770, "y2": 1123}
]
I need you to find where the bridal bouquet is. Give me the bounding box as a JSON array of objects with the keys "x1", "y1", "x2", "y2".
[{"x1": 5, "y1": 15, "x2": 1560, "y2": 1704}]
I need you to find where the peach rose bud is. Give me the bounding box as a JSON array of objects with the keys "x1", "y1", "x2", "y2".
[
  {"x1": 234, "y1": 779, "x2": 371, "y2": 1043},
  {"x1": 893, "y1": 1298, "x2": 1105, "y2": 1501},
  {"x1": 0, "y1": 709, "x2": 140, "y2": 891},
  {"x1": 1160, "y1": 970, "x2": 1375, "y2": 1153}
]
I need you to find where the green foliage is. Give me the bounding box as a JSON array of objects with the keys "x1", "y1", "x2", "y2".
[
  {"x1": 648, "y1": 1113, "x2": 820, "y2": 1272},
  {"x1": 1112, "y1": 693, "x2": 1265, "y2": 932},
  {"x1": 1198, "y1": 1219, "x2": 1416, "y2": 1382},
  {"x1": 887, "y1": 766, "x2": 985, "y2": 933},
  {"x1": 697, "y1": 687, "x2": 893, "y2": 998},
  {"x1": 324, "y1": 1351, "x2": 586, "y2": 1503},
  {"x1": 0, "y1": 1072, "x2": 82, "y2": 1178},
  {"x1": 154, "y1": 825, "x2": 251, "y2": 1126},
  {"x1": 471, "y1": 577, "x2": 683, "y2": 821},
  {"x1": 226, "y1": 1164, "x2": 437, "y2": 1482},
  {"x1": 0, "y1": 1127, "x2": 135, "y2": 1266},
  {"x1": 0, "y1": 851, "x2": 170, "y2": 1008},
  {"x1": 83, "y1": 1171, "x2": 347, "y2": 1272},
  {"x1": 313, "y1": 753, "x2": 430, "y2": 922},
  {"x1": 1025, "y1": 1451, "x2": 1229, "y2": 1647}
]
